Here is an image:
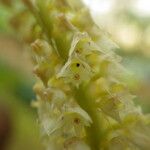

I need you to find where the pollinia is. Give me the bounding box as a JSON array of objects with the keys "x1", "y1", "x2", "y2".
[{"x1": 3, "y1": 0, "x2": 150, "y2": 149}]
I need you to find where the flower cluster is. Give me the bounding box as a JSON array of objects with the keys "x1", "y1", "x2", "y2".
[{"x1": 2, "y1": 0, "x2": 150, "y2": 149}]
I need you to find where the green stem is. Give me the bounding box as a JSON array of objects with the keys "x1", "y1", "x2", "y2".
[{"x1": 74, "y1": 85, "x2": 103, "y2": 150}]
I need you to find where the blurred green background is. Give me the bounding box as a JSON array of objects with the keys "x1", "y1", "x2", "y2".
[{"x1": 0, "y1": 0, "x2": 149, "y2": 150}]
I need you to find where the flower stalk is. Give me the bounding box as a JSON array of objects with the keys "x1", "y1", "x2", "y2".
[{"x1": 74, "y1": 85, "x2": 103, "y2": 150}]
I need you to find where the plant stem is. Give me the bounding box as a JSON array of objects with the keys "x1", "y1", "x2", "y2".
[{"x1": 75, "y1": 85, "x2": 103, "y2": 150}]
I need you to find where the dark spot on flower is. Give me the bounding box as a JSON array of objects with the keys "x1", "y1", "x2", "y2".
[
  {"x1": 74, "y1": 118, "x2": 80, "y2": 124},
  {"x1": 76, "y1": 63, "x2": 80, "y2": 67},
  {"x1": 74, "y1": 74, "x2": 80, "y2": 80}
]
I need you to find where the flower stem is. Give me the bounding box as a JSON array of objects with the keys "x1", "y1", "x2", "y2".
[{"x1": 75, "y1": 85, "x2": 103, "y2": 150}]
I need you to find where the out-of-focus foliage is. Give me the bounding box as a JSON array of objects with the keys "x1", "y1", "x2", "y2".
[{"x1": 0, "y1": 1, "x2": 42, "y2": 148}]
